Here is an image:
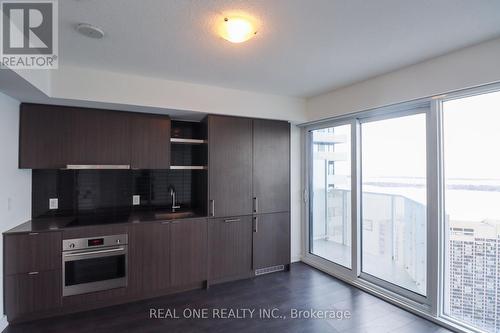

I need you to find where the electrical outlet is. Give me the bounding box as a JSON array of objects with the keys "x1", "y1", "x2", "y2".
[
  {"x1": 132, "y1": 195, "x2": 140, "y2": 206},
  {"x1": 49, "y1": 198, "x2": 58, "y2": 210}
]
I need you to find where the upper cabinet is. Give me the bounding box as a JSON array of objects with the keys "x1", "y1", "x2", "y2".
[
  {"x1": 208, "y1": 115, "x2": 253, "y2": 218},
  {"x1": 19, "y1": 104, "x2": 170, "y2": 169},
  {"x1": 130, "y1": 113, "x2": 171, "y2": 169},
  {"x1": 207, "y1": 115, "x2": 290, "y2": 218},
  {"x1": 253, "y1": 119, "x2": 290, "y2": 214},
  {"x1": 19, "y1": 104, "x2": 71, "y2": 169},
  {"x1": 63, "y1": 107, "x2": 131, "y2": 165}
]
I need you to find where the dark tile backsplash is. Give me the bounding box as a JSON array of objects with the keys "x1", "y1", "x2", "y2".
[{"x1": 32, "y1": 169, "x2": 205, "y2": 218}]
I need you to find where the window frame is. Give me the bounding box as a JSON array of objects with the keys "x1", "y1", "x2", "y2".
[
  {"x1": 303, "y1": 102, "x2": 435, "y2": 311},
  {"x1": 305, "y1": 118, "x2": 356, "y2": 279},
  {"x1": 436, "y1": 85, "x2": 500, "y2": 332},
  {"x1": 358, "y1": 108, "x2": 432, "y2": 305},
  {"x1": 301, "y1": 83, "x2": 500, "y2": 333}
]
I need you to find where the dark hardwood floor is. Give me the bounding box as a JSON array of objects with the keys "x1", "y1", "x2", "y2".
[{"x1": 4, "y1": 263, "x2": 452, "y2": 333}]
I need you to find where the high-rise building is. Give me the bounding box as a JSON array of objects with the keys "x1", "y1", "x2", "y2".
[{"x1": 446, "y1": 220, "x2": 500, "y2": 333}]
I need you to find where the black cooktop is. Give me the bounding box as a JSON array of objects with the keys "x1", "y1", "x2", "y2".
[{"x1": 66, "y1": 213, "x2": 131, "y2": 227}]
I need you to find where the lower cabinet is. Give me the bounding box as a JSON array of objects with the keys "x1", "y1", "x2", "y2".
[
  {"x1": 3, "y1": 213, "x2": 290, "y2": 322},
  {"x1": 128, "y1": 218, "x2": 208, "y2": 296},
  {"x1": 252, "y1": 212, "x2": 290, "y2": 270},
  {"x1": 208, "y1": 216, "x2": 253, "y2": 281},
  {"x1": 170, "y1": 219, "x2": 207, "y2": 286},
  {"x1": 128, "y1": 221, "x2": 171, "y2": 295},
  {"x1": 4, "y1": 270, "x2": 61, "y2": 321},
  {"x1": 4, "y1": 232, "x2": 61, "y2": 276}
]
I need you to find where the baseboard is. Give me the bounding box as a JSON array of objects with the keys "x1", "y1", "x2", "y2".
[{"x1": 0, "y1": 315, "x2": 8, "y2": 332}]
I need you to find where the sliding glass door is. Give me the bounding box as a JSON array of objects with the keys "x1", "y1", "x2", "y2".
[
  {"x1": 309, "y1": 124, "x2": 352, "y2": 269},
  {"x1": 305, "y1": 85, "x2": 500, "y2": 333},
  {"x1": 442, "y1": 91, "x2": 500, "y2": 333},
  {"x1": 360, "y1": 113, "x2": 427, "y2": 297}
]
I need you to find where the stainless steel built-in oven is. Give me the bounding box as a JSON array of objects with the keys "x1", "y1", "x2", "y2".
[{"x1": 62, "y1": 234, "x2": 128, "y2": 296}]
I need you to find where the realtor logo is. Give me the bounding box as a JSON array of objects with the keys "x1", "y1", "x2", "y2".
[{"x1": 1, "y1": 0, "x2": 58, "y2": 69}]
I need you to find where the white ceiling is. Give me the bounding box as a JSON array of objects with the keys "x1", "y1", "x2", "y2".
[{"x1": 58, "y1": 0, "x2": 500, "y2": 98}]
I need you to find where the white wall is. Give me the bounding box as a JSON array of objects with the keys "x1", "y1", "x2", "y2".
[
  {"x1": 0, "y1": 92, "x2": 31, "y2": 328},
  {"x1": 307, "y1": 37, "x2": 500, "y2": 121},
  {"x1": 50, "y1": 65, "x2": 307, "y2": 123}
]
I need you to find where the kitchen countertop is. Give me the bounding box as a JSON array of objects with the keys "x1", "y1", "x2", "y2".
[{"x1": 4, "y1": 211, "x2": 208, "y2": 234}]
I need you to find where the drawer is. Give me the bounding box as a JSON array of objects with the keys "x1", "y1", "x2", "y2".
[
  {"x1": 4, "y1": 270, "x2": 62, "y2": 321},
  {"x1": 63, "y1": 224, "x2": 128, "y2": 239},
  {"x1": 4, "y1": 232, "x2": 62, "y2": 275}
]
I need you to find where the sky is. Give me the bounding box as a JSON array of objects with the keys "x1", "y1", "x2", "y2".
[{"x1": 314, "y1": 89, "x2": 500, "y2": 222}]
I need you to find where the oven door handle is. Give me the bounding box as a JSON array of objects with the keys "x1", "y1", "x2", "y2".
[{"x1": 63, "y1": 247, "x2": 125, "y2": 258}]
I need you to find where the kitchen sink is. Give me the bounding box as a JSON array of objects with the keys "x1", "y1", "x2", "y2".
[{"x1": 154, "y1": 211, "x2": 197, "y2": 220}]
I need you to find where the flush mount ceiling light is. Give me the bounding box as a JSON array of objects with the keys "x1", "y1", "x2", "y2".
[
  {"x1": 76, "y1": 23, "x2": 105, "y2": 39},
  {"x1": 218, "y1": 16, "x2": 257, "y2": 43}
]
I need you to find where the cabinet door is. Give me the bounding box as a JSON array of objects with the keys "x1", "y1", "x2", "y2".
[
  {"x1": 208, "y1": 216, "x2": 253, "y2": 280},
  {"x1": 130, "y1": 114, "x2": 171, "y2": 169},
  {"x1": 253, "y1": 212, "x2": 290, "y2": 270},
  {"x1": 128, "y1": 222, "x2": 170, "y2": 295},
  {"x1": 253, "y1": 119, "x2": 290, "y2": 214},
  {"x1": 208, "y1": 116, "x2": 253, "y2": 217},
  {"x1": 66, "y1": 107, "x2": 131, "y2": 165},
  {"x1": 4, "y1": 270, "x2": 61, "y2": 321},
  {"x1": 170, "y1": 219, "x2": 207, "y2": 286},
  {"x1": 4, "y1": 232, "x2": 62, "y2": 275},
  {"x1": 19, "y1": 104, "x2": 131, "y2": 168},
  {"x1": 19, "y1": 104, "x2": 71, "y2": 168}
]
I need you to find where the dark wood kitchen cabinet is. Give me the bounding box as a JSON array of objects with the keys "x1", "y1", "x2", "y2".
[
  {"x1": 208, "y1": 216, "x2": 253, "y2": 281},
  {"x1": 3, "y1": 232, "x2": 63, "y2": 322},
  {"x1": 207, "y1": 115, "x2": 290, "y2": 217},
  {"x1": 253, "y1": 119, "x2": 290, "y2": 214},
  {"x1": 19, "y1": 103, "x2": 171, "y2": 169},
  {"x1": 252, "y1": 212, "x2": 290, "y2": 270},
  {"x1": 4, "y1": 232, "x2": 62, "y2": 275},
  {"x1": 19, "y1": 104, "x2": 71, "y2": 168},
  {"x1": 64, "y1": 107, "x2": 131, "y2": 165},
  {"x1": 208, "y1": 115, "x2": 253, "y2": 218},
  {"x1": 19, "y1": 104, "x2": 130, "y2": 168},
  {"x1": 207, "y1": 115, "x2": 291, "y2": 274},
  {"x1": 128, "y1": 222, "x2": 171, "y2": 295},
  {"x1": 130, "y1": 113, "x2": 171, "y2": 169},
  {"x1": 4, "y1": 270, "x2": 62, "y2": 321},
  {"x1": 170, "y1": 218, "x2": 207, "y2": 286},
  {"x1": 129, "y1": 218, "x2": 208, "y2": 294}
]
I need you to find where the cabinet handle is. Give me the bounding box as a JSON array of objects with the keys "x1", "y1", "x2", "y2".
[
  {"x1": 28, "y1": 271, "x2": 39, "y2": 275},
  {"x1": 253, "y1": 197, "x2": 258, "y2": 213},
  {"x1": 224, "y1": 218, "x2": 240, "y2": 223},
  {"x1": 210, "y1": 200, "x2": 215, "y2": 217},
  {"x1": 253, "y1": 216, "x2": 258, "y2": 233},
  {"x1": 28, "y1": 232, "x2": 39, "y2": 236},
  {"x1": 160, "y1": 221, "x2": 170, "y2": 225}
]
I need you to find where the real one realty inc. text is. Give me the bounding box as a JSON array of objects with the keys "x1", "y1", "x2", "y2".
[{"x1": 150, "y1": 307, "x2": 352, "y2": 320}]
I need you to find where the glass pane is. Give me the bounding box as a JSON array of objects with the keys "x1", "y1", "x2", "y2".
[
  {"x1": 361, "y1": 114, "x2": 427, "y2": 296},
  {"x1": 310, "y1": 124, "x2": 352, "y2": 268},
  {"x1": 442, "y1": 91, "x2": 500, "y2": 333},
  {"x1": 65, "y1": 255, "x2": 126, "y2": 286}
]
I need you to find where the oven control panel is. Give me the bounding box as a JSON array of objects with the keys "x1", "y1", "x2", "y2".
[
  {"x1": 88, "y1": 238, "x2": 104, "y2": 247},
  {"x1": 62, "y1": 234, "x2": 128, "y2": 251}
]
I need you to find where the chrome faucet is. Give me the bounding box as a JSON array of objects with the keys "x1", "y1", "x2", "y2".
[{"x1": 168, "y1": 186, "x2": 181, "y2": 212}]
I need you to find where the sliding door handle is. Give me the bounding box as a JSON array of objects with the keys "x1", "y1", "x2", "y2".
[
  {"x1": 253, "y1": 216, "x2": 258, "y2": 233},
  {"x1": 224, "y1": 218, "x2": 241, "y2": 223},
  {"x1": 210, "y1": 200, "x2": 215, "y2": 217},
  {"x1": 253, "y1": 197, "x2": 258, "y2": 213}
]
